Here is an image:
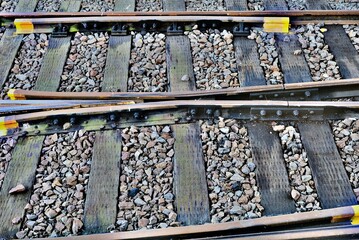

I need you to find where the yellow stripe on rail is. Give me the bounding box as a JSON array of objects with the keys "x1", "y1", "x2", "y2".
[
  {"x1": 14, "y1": 19, "x2": 34, "y2": 34},
  {"x1": 263, "y1": 17, "x2": 290, "y2": 33}
]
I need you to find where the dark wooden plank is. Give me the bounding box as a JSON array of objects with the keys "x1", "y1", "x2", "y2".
[
  {"x1": 83, "y1": 130, "x2": 121, "y2": 234},
  {"x1": 59, "y1": 0, "x2": 82, "y2": 12},
  {"x1": 234, "y1": 37, "x2": 266, "y2": 87},
  {"x1": 114, "y1": 0, "x2": 135, "y2": 11},
  {"x1": 33, "y1": 37, "x2": 72, "y2": 91},
  {"x1": 102, "y1": 36, "x2": 132, "y2": 92},
  {"x1": 225, "y1": 0, "x2": 248, "y2": 10},
  {"x1": 34, "y1": 0, "x2": 81, "y2": 91},
  {"x1": 324, "y1": 25, "x2": 359, "y2": 79},
  {"x1": 0, "y1": 30, "x2": 23, "y2": 88},
  {"x1": 247, "y1": 123, "x2": 295, "y2": 216},
  {"x1": 14, "y1": 0, "x2": 39, "y2": 12},
  {"x1": 276, "y1": 33, "x2": 312, "y2": 83},
  {"x1": 0, "y1": 136, "x2": 44, "y2": 238},
  {"x1": 163, "y1": 0, "x2": 185, "y2": 11},
  {"x1": 0, "y1": 0, "x2": 39, "y2": 89},
  {"x1": 172, "y1": 123, "x2": 210, "y2": 225},
  {"x1": 298, "y1": 122, "x2": 357, "y2": 209},
  {"x1": 263, "y1": 0, "x2": 288, "y2": 10},
  {"x1": 103, "y1": 0, "x2": 134, "y2": 92},
  {"x1": 166, "y1": 36, "x2": 196, "y2": 92}
]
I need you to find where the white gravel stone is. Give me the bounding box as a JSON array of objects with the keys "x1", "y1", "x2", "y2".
[
  {"x1": 20, "y1": 131, "x2": 95, "y2": 238},
  {"x1": 247, "y1": 0, "x2": 264, "y2": 11},
  {"x1": 273, "y1": 123, "x2": 322, "y2": 212},
  {"x1": 0, "y1": 0, "x2": 19, "y2": 12},
  {"x1": 344, "y1": 24, "x2": 359, "y2": 53},
  {"x1": 0, "y1": 137, "x2": 16, "y2": 190},
  {"x1": 35, "y1": 0, "x2": 63, "y2": 12},
  {"x1": 285, "y1": 0, "x2": 306, "y2": 10},
  {"x1": 295, "y1": 24, "x2": 341, "y2": 81},
  {"x1": 80, "y1": 0, "x2": 114, "y2": 12},
  {"x1": 136, "y1": 0, "x2": 162, "y2": 12},
  {"x1": 331, "y1": 118, "x2": 359, "y2": 202},
  {"x1": 248, "y1": 29, "x2": 283, "y2": 85},
  {"x1": 187, "y1": 29, "x2": 238, "y2": 90},
  {"x1": 201, "y1": 118, "x2": 263, "y2": 223},
  {"x1": 1, "y1": 34, "x2": 49, "y2": 99},
  {"x1": 117, "y1": 125, "x2": 177, "y2": 231},
  {"x1": 59, "y1": 32, "x2": 109, "y2": 92},
  {"x1": 329, "y1": 0, "x2": 359, "y2": 10},
  {"x1": 128, "y1": 32, "x2": 168, "y2": 92},
  {"x1": 185, "y1": 0, "x2": 225, "y2": 11},
  {"x1": 0, "y1": 27, "x2": 5, "y2": 40}
]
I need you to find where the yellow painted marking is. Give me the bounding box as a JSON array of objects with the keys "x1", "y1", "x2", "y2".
[
  {"x1": 263, "y1": 17, "x2": 290, "y2": 33},
  {"x1": 14, "y1": 19, "x2": 34, "y2": 34},
  {"x1": 7, "y1": 89, "x2": 25, "y2": 100},
  {"x1": 0, "y1": 117, "x2": 19, "y2": 131},
  {"x1": 351, "y1": 205, "x2": 359, "y2": 225}
]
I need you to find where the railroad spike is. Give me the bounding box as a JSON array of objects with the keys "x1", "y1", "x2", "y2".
[
  {"x1": 53, "y1": 119, "x2": 59, "y2": 126},
  {"x1": 133, "y1": 112, "x2": 141, "y2": 120},
  {"x1": 109, "y1": 114, "x2": 116, "y2": 121},
  {"x1": 189, "y1": 108, "x2": 197, "y2": 116},
  {"x1": 70, "y1": 117, "x2": 76, "y2": 124},
  {"x1": 214, "y1": 109, "x2": 221, "y2": 117}
]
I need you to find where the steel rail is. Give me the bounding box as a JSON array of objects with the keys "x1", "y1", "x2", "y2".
[
  {"x1": 9, "y1": 78, "x2": 359, "y2": 100},
  {"x1": 10, "y1": 15, "x2": 359, "y2": 25},
  {"x1": 4, "y1": 10, "x2": 359, "y2": 31},
  {"x1": 1, "y1": 10, "x2": 359, "y2": 18},
  {"x1": 0, "y1": 100, "x2": 137, "y2": 114},
  {"x1": 33, "y1": 205, "x2": 359, "y2": 240},
  {"x1": 3, "y1": 100, "x2": 359, "y2": 124},
  {"x1": 196, "y1": 225, "x2": 359, "y2": 240}
]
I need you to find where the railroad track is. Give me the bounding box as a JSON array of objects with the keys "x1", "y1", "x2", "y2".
[
  {"x1": 0, "y1": 2, "x2": 358, "y2": 98},
  {"x1": 2, "y1": 100, "x2": 359, "y2": 239},
  {"x1": 1, "y1": 0, "x2": 359, "y2": 239}
]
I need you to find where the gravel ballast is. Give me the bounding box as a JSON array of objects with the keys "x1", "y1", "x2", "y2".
[
  {"x1": 35, "y1": 0, "x2": 63, "y2": 12},
  {"x1": 0, "y1": 0, "x2": 19, "y2": 12},
  {"x1": 285, "y1": 0, "x2": 306, "y2": 10},
  {"x1": 201, "y1": 118, "x2": 263, "y2": 223},
  {"x1": 0, "y1": 137, "x2": 16, "y2": 190},
  {"x1": 185, "y1": 0, "x2": 225, "y2": 11},
  {"x1": 0, "y1": 27, "x2": 5, "y2": 42},
  {"x1": 116, "y1": 125, "x2": 178, "y2": 231},
  {"x1": 128, "y1": 32, "x2": 168, "y2": 92},
  {"x1": 135, "y1": 0, "x2": 162, "y2": 11},
  {"x1": 344, "y1": 25, "x2": 359, "y2": 53},
  {"x1": 273, "y1": 123, "x2": 322, "y2": 212},
  {"x1": 17, "y1": 131, "x2": 95, "y2": 238},
  {"x1": 248, "y1": 29, "x2": 284, "y2": 85},
  {"x1": 80, "y1": 0, "x2": 114, "y2": 12},
  {"x1": 187, "y1": 28, "x2": 238, "y2": 90},
  {"x1": 58, "y1": 32, "x2": 109, "y2": 92},
  {"x1": 331, "y1": 118, "x2": 359, "y2": 202},
  {"x1": 247, "y1": 0, "x2": 264, "y2": 10},
  {"x1": 0, "y1": 33, "x2": 48, "y2": 99},
  {"x1": 329, "y1": 0, "x2": 359, "y2": 10},
  {"x1": 295, "y1": 24, "x2": 342, "y2": 81}
]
